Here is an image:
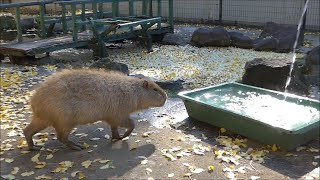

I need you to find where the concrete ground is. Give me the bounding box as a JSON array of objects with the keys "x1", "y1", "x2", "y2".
[
  {"x1": 0, "y1": 63, "x2": 319, "y2": 180},
  {"x1": 1, "y1": 25, "x2": 320, "y2": 180}
]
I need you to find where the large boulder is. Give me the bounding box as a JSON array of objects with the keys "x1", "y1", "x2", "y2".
[
  {"x1": 254, "y1": 22, "x2": 304, "y2": 53},
  {"x1": 0, "y1": 14, "x2": 16, "y2": 30},
  {"x1": 242, "y1": 58, "x2": 309, "y2": 95},
  {"x1": 305, "y1": 46, "x2": 320, "y2": 86},
  {"x1": 162, "y1": 33, "x2": 189, "y2": 46},
  {"x1": 21, "y1": 17, "x2": 36, "y2": 32},
  {"x1": 229, "y1": 31, "x2": 253, "y2": 49},
  {"x1": 190, "y1": 27, "x2": 231, "y2": 47},
  {"x1": 253, "y1": 37, "x2": 278, "y2": 51}
]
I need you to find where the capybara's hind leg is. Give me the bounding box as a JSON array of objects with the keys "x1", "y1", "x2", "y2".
[
  {"x1": 23, "y1": 118, "x2": 48, "y2": 150},
  {"x1": 122, "y1": 119, "x2": 135, "y2": 139},
  {"x1": 55, "y1": 127, "x2": 83, "y2": 150},
  {"x1": 111, "y1": 126, "x2": 121, "y2": 140}
]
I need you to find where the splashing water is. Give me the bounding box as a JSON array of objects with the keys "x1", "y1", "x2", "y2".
[{"x1": 284, "y1": 0, "x2": 310, "y2": 92}]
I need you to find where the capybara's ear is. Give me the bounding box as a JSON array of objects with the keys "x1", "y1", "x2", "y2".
[{"x1": 143, "y1": 80, "x2": 149, "y2": 89}]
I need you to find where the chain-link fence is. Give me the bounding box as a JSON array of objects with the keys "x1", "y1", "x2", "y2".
[
  {"x1": 2, "y1": 0, "x2": 319, "y2": 31},
  {"x1": 116, "y1": 0, "x2": 319, "y2": 31}
]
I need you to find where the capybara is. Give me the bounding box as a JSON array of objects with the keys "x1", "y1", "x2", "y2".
[{"x1": 24, "y1": 69, "x2": 167, "y2": 150}]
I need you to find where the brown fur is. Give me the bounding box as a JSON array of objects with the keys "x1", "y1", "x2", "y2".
[{"x1": 24, "y1": 69, "x2": 167, "y2": 150}]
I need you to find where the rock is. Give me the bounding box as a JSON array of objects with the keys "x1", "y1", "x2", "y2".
[
  {"x1": 257, "y1": 22, "x2": 304, "y2": 53},
  {"x1": 306, "y1": 46, "x2": 320, "y2": 66},
  {"x1": 190, "y1": 27, "x2": 231, "y2": 47},
  {"x1": 21, "y1": 17, "x2": 36, "y2": 32},
  {"x1": 242, "y1": 58, "x2": 309, "y2": 95},
  {"x1": 305, "y1": 46, "x2": 320, "y2": 86},
  {"x1": 90, "y1": 58, "x2": 129, "y2": 75},
  {"x1": 162, "y1": 33, "x2": 189, "y2": 46},
  {"x1": 253, "y1": 37, "x2": 278, "y2": 51},
  {"x1": 0, "y1": 14, "x2": 16, "y2": 30},
  {"x1": 229, "y1": 31, "x2": 253, "y2": 49},
  {"x1": 131, "y1": 74, "x2": 184, "y2": 91},
  {"x1": 0, "y1": 30, "x2": 17, "y2": 41},
  {"x1": 156, "y1": 79, "x2": 184, "y2": 91}
]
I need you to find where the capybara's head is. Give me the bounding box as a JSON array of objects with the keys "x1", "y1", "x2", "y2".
[{"x1": 139, "y1": 79, "x2": 167, "y2": 109}]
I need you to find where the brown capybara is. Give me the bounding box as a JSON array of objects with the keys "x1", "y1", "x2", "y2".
[{"x1": 24, "y1": 69, "x2": 167, "y2": 150}]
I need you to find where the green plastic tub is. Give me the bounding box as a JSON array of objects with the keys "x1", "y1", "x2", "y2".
[{"x1": 178, "y1": 82, "x2": 320, "y2": 150}]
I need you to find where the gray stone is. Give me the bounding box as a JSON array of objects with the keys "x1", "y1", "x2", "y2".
[
  {"x1": 257, "y1": 22, "x2": 304, "y2": 53},
  {"x1": 253, "y1": 37, "x2": 278, "y2": 51},
  {"x1": 242, "y1": 58, "x2": 309, "y2": 95},
  {"x1": 229, "y1": 31, "x2": 253, "y2": 49},
  {"x1": 305, "y1": 46, "x2": 320, "y2": 86},
  {"x1": 90, "y1": 58, "x2": 129, "y2": 75},
  {"x1": 0, "y1": 30, "x2": 17, "y2": 41},
  {"x1": 190, "y1": 27, "x2": 231, "y2": 47},
  {"x1": 21, "y1": 17, "x2": 36, "y2": 31},
  {"x1": 162, "y1": 33, "x2": 189, "y2": 46},
  {"x1": 0, "y1": 14, "x2": 16, "y2": 30}
]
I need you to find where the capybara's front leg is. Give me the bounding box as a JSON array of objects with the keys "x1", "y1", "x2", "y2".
[
  {"x1": 23, "y1": 117, "x2": 48, "y2": 151},
  {"x1": 111, "y1": 126, "x2": 122, "y2": 140},
  {"x1": 122, "y1": 119, "x2": 135, "y2": 139}
]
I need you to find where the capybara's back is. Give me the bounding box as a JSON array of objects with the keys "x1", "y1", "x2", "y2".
[{"x1": 24, "y1": 69, "x2": 167, "y2": 150}]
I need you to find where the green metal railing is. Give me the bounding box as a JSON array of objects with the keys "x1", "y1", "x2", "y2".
[{"x1": 0, "y1": 0, "x2": 174, "y2": 43}]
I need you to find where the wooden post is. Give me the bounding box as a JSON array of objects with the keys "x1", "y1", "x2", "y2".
[
  {"x1": 157, "y1": 0, "x2": 161, "y2": 28},
  {"x1": 71, "y1": 4, "x2": 77, "y2": 41},
  {"x1": 112, "y1": 0, "x2": 119, "y2": 17},
  {"x1": 169, "y1": 0, "x2": 173, "y2": 31},
  {"x1": 219, "y1": 0, "x2": 223, "y2": 24},
  {"x1": 39, "y1": 3, "x2": 46, "y2": 38},
  {"x1": 142, "y1": 0, "x2": 148, "y2": 16},
  {"x1": 15, "y1": 6, "x2": 22, "y2": 42},
  {"x1": 98, "y1": 3, "x2": 103, "y2": 18},
  {"x1": 61, "y1": 4, "x2": 67, "y2": 34},
  {"x1": 149, "y1": 0, "x2": 153, "y2": 17},
  {"x1": 81, "y1": 3, "x2": 86, "y2": 31},
  {"x1": 129, "y1": 0, "x2": 134, "y2": 32},
  {"x1": 92, "y1": 2, "x2": 97, "y2": 19},
  {"x1": 129, "y1": 0, "x2": 134, "y2": 16}
]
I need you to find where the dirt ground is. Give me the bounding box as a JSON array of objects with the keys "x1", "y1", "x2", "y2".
[{"x1": 1, "y1": 25, "x2": 320, "y2": 180}]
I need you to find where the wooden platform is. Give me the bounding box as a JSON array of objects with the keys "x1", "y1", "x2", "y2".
[
  {"x1": 0, "y1": 23, "x2": 171, "y2": 58},
  {"x1": 0, "y1": 33, "x2": 92, "y2": 57}
]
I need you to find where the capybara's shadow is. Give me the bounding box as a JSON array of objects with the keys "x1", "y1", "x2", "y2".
[{"x1": 6, "y1": 123, "x2": 155, "y2": 180}]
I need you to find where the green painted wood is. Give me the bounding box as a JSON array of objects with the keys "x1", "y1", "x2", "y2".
[
  {"x1": 71, "y1": 4, "x2": 78, "y2": 41},
  {"x1": 142, "y1": 0, "x2": 148, "y2": 16},
  {"x1": 157, "y1": 0, "x2": 161, "y2": 28},
  {"x1": 111, "y1": 0, "x2": 119, "y2": 17},
  {"x1": 118, "y1": 17, "x2": 160, "y2": 29},
  {"x1": 129, "y1": 0, "x2": 134, "y2": 16},
  {"x1": 98, "y1": 3, "x2": 103, "y2": 18},
  {"x1": 0, "y1": 0, "x2": 55, "y2": 9},
  {"x1": 14, "y1": 7, "x2": 22, "y2": 42},
  {"x1": 81, "y1": 3, "x2": 86, "y2": 31},
  {"x1": 169, "y1": 0, "x2": 173, "y2": 32},
  {"x1": 61, "y1": 5, "x2": 67, "y2": 34},
  {"x1": 92, "y1": 2, "x2": 98, "y2": 20},
  {"x1": 39, "y1": 4, "x2": 46, "y2": 38}
]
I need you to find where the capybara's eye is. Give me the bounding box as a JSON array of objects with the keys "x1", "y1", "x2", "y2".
[{"x1": 153, "y1": 88, "x2": 158, "y2": 91}]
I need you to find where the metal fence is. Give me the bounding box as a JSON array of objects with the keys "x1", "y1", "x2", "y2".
[
  {"x1": 117, "y1": 0, "x2": 319, "y2": 31},
  {"x1": 2, "y1": 0, "x2": 320, "y2": 31}
]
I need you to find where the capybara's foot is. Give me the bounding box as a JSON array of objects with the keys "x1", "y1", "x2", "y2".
[{"x1": 111, "y1": 126, "x2": 122, "y2": 140}]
